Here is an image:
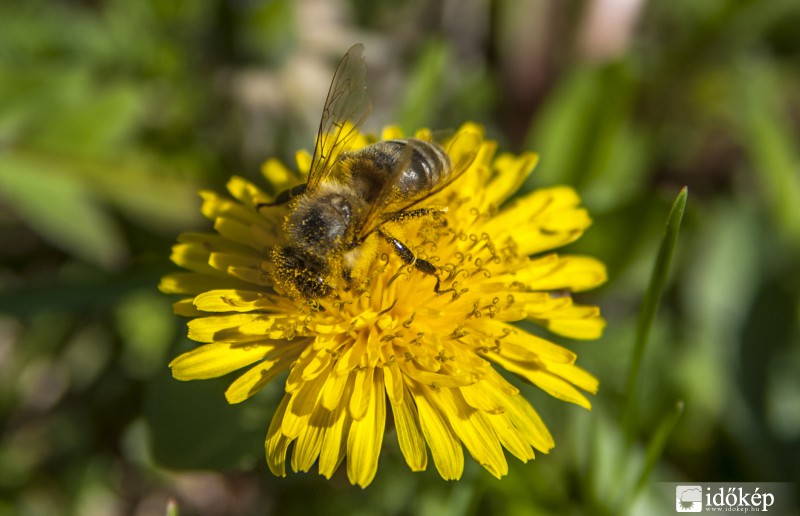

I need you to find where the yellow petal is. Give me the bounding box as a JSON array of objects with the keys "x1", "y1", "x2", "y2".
[
  {"x1": 260, "y1": 158, "x2": 297, "y2": 194},
  {"x1": 460, "y1": 381, "x2": 506, "y2": 414},
  {"x1": 226, "y1": 175, "x2": 270, "y2": 208},
  {"x1": 292, "y1": 403, "x2": 333, "y2": 473},
  {"x1": 213, "y1": 217, "x2": 261, "y2": 250},
  {"x1": 388, "y1": 382, "x2": 427, "y2": 472},
  {"x1": 398, "y1": 360, "x2": 476, "y2": 389},
  {"x1": 172, "y1": 299, "x2": 202, "y2": 317},
  {"x1": 485, "y1": 186, "x2": 593, "y2": 256},
  {"x1": 482, "y1": 352, "x2": 591, "y2": 409},
  {"x1": 411, "y1": 384, "x2": 464, "y2": 480},
  {"x1": 159, "y1": 272, "x2": 250, "y2": 296},
  {"x1": 285, "y1": 344, "x2": 317, "y2": 393},
  {"x1": 282, "y1": 370, "x2": 329, "y2": 439},
  {"x1": 413, "y1": 127, "x2": 433, "y2": 140},
  {"x1": 169, "y1": 242, "x2": 217, "y2": 275},
  {"x1": 321, "y1": 371, "x2": 349, "y2": 411},
  {"x1": 381, "y1": 126, "x2": 404, "y2": 140},
  {"x1": 207, "y1": 248, "x2": 265, "y2": 272},
  {"x1": 250, "y1": 222, "x2": 284, "y2": 249},
  {"x1": 487, "y1": 409, "x2": 536, "y2": 462},
  {"x1": 295, "y1": 150, "x2": 311, "y2": 176},
  {"x1": 515, "y1": 255, "x2": 608, "y2": 293},
  {"x1": 265, "y1": 395, "x2": 291, "y2": 477},
  {"x1": 186, "y1": 313, "x2": 280, "y2": 342},
  {"x1": 483, "y1": 152, "x2": 539, "y2": 208},
  {"x1": 545, "y1": 317, "x2": 606, "y2": 339},
  {"x1": 193, "y1": 289, "x2": 286, "y2": 313},
  {"x1": 318, "y1": 381, "x2": 352, "y2": 478},
  {"x1": 435, "y1": 388, "x2": 507, "y2": 479},
  {"x1": 199, "y1": 190, "x2": 263, "y2": 228},
  {"x1": 335, "y1": 335, "x2": 367, "y2": 374},
  {"x1": 525, "y1": 368, "x2": 593, "y2": 409},
  {"x1": 447, "y1": 126, "x2": 487, "y2": 184},
  {"x1": 300, "y1": 347, "x2": 333, "y2": 382},
  {"x1": 170, "y1": 232, "x2": 256, "y2": 275},
  {"x1": 473, "y1": 320, "x2": 578, "y2": 364},
  {"x1": 546, "y1": 362, "x2": 599, "y2": 394},
  {"x1": 347, "y1": 368, "x2": 386, "y2": 488},
  {"x1": 476, "y1": 389, "x2": 553, "y2": 453},
  {"x1": 349, "y1": 366, "x2": 374, "y2": 421},
  {"x1": 208, "y1": 254, "x2": 271, "y2": 287},
  {"x1": 507, "y1": 395, "x2": 554, "y2": 452},
  {"x1": 224, "y1": 346, "x2": 303, "y2": 403},
  {"x1": 169, "y1": 342, "x2": 276, "y2": 380},
  {"x1": 383, "y1": 363, "x2": 405, "y2": 406},
  {"x1": 527, "y1": 301, "x2": 606, "y2": 340}
]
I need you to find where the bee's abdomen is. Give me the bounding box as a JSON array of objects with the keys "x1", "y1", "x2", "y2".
[
  {"x1": 345, "y1": 138, "x2": 452, "y2": 203},
  {"x1": 385, "y1": 138, "x2": 451, "y2": 199}
]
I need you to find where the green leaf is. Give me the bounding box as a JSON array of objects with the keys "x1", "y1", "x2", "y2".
[
  {"x1": 115, "y1": 290, "x2": 176, "y2": 379},
  {"x1": 0, "y1": 154, "x2": 127, "y2": 268},
  {"x1": 0, "y1": 64, "x2": 144, "y2": 158},
  {"x1": 68, "y1": 156, "x2": 204, "y2": 233},
  {"x1": 524, "y1": 61, "x2": 642, "y2": 208},
  {"x1": 395, "y1": 40, "x2": 450, "y2": 133},
  {"x1": 734, "y1": 58, "x2": 800, "y2": 250},
  {"x1": 622, "y1": 187, "x2": 688, "y2": 441},
  {"x1": 30, "y1": 78, "x2": 145, "y2": 158}
]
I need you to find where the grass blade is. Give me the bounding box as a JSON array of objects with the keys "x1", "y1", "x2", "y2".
[
  {"x1": 622, "y1": 187, "x2": 688, "y2": 441},
  {"x1": 616, "y1": 401, "x2": 685, "y2": 513}
]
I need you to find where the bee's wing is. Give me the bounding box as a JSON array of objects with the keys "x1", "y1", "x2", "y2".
[
  {"x1": 409, "y1": 130, "x2": 482, "y2": 203},
  {"x1": 356, "y1": 131, "x2": 482, "y2": 240},
  {"x1": 355, "y1": 142, "x2": 416, "y2": 240},
  {"x1": 306, "y1": 44, "x2": 373, "y2": 192}
]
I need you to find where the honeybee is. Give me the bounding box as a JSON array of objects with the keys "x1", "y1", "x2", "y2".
[{"x1": 260, "y1": 44, "x2": 476, "y2": 299}]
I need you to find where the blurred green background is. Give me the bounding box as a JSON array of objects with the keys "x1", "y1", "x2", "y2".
[{"x1": 1, "y1": 0, "x2": 799, "y2": 514}]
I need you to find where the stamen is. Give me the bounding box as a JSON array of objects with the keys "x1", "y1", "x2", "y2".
[
  {"x1": 377, "y1": 298, "x2": 399, "y2": 316},
  {"x1": 450, "y1": 324, "x2": 468, "y2": 339},
  {"x1": 332, "y1": 299, "x2": 353, "y2": 312},
  {"x1": 386, "y1": 267, "x2": 410, "y2": 288},
  {"x1": 380, "y1": 332, "x2": 401, "y2": 343},
  {"x1": 449, "y1": 286, "x2": 469, "y2": 301}
]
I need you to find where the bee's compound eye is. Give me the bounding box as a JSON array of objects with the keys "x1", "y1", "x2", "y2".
[
  {"x1": 275, "y1": 247, "x2": 303, "y2": 268},
  {"x1": 293, "y1": 267, "x2": 333, "y2": 298},
  {"x1": 273, "y1": 246, "x2": 333, "y2": 299},
  {"x1": 306, "y1": 276, "x2": 333, "y2": 298}
]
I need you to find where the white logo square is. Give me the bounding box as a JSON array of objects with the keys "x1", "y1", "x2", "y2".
[{"x1": 676, "y1": 485, "x2": 703, "y2": 512}]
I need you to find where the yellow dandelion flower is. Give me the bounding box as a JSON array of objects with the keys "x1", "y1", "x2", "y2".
[{"x1": 160, "y1": 122, "x2": 607, "y2": 488}]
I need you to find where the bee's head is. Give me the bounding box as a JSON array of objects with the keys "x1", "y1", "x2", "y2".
[
  {"x1": 271, "y1": 246, "x2": 333, "y2": 299},
  {"x1": 287, "y1": 189, "x2": 355, "y2": 260}
]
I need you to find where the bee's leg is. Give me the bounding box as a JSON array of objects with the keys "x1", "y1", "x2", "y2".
[
  {"x1": 378, "y1": 229, "x2": 449, "y2": 294},
  {"x1": 342, "y1": 268, "x2": 353, "y2": 290},
  {"x1": 255, "y1": 183, "x2": 307, "y2": 210}
]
